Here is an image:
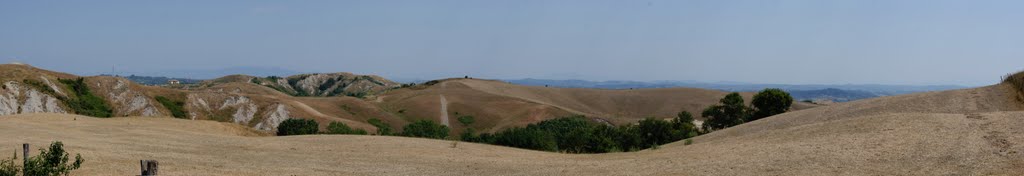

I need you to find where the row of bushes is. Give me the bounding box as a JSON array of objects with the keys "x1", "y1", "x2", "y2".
[
  {"x1": 701, "y1": 89, "x2": 792, "y2": 132},
  {"x1": 276, "y1": 119, "x2": 372, "y2": 136},
  {"x1": 277, "y1": 118, "x2": 451, "y2": 139},
  {"x1": 462, "y1": 114, "x2": 697, "y2": 153}
]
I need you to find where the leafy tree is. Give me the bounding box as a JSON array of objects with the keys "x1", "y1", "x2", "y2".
[
  {"x1": 672, "y1": 111, "x2": 700, "y2": 138},
  {"x1": 614, "y1": 125, "x2": 644, "y2": 152},
  {"x1": 701, "y1": 92, "x2": 750, "y2": 132},
  {"x1": 367, "y1": 118, "x2": 393, "y2": 135},
  {"x1": 492, "y1": 127, "x2": 558, "y2": 151},
  {"x1": 751, "y1": 88, "x2": 793, "y2": 121},
  {"x1": 401, "y1": 120, "x2": 450, "y2": 139},
  {"x1": 318, "y1": 78, "x2": 338, "y2": 93},
  {"x1": 457, "y1": 115, "x2": 475, "y2": 127},
  {"x1": 637, "y1": 118, "x2": 677, "y2": 147},
  {"x1": 326, "y1": 121, "x2": 368, "y2": 135},
  {"x1": 276, "y1": 118, "x2": 319, "y2": 136},
  {"x1": 456, "y1": 116, "x2": 478, "y2": 142},
  {"x1": 460, "y1": 128, "x2": 479, "y2": 142},
  {"x1": 529, "y1": 116, "x2": 594, "y2": 152},
  {"x1": 587, "y1": 125, "x2": 624, "y2": 153},
  {"x1": 23, "y1": 141, "x2": 84, "y2": 176}
]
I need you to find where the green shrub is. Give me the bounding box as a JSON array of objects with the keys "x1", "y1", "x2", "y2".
[
  {"x1": 528, "y1": 116, "x2": 595, "y2": 152},
  {"x1": 318, "y1": 78, "x2": 338, "y2": 93},
  {"x1": 460, "y1": 128, "x2": 478, "y2": 142},
  {"x1": 684, "y1": 139, "x2": 694, "y2": 145},
  {"x1": 154, "y1": 96, "x2": 187, "y2": 119},
  {"x1": 701, "y1": 92, "x2": 750, "y2": 132},
  {"x1": 276, "y1": 118, "x2": 319, "y2": 136},
  {"x1": 751, "y1": 88, "x2": 793, "y2": 120},
  {"x1": 326, "y1": 121, "x2": 368, "y2": 135},
  {"x1": 672, "y1": 111, "x2": 700, "y2": 137},
  {"x1": 367, "y1": 118, "x2": 393, "y2": 135},
  {"x1": 21, "y1": 79, "x2": 57, "y2": 96},
  {"x1": 457, "y1": 115, "x2": 475, "y2": 127},
  {"x1": 0, "y1": 154, "x2": 17, "y2": 176},
  {"x1": 586, "y1": 125, "x2": 625, "y2": 153},
  {"x1": 401, "y1": 120, "x2": 449, "y2": 139},
  {"x1": 58, "y1": 78, "x2": 113, "y2": 118},
  {"x1": 23, "y1": 141, "x2": 84, "y2": 176},
  {"x1": 492, "y1": 127, "x2": 558, "y2": 152},
  {"x1": 345, "y1": 92, "x2": 367, "y2": 98},
  {"x1": 636, "y1": 118, "x2": 676, "y2": 147}
]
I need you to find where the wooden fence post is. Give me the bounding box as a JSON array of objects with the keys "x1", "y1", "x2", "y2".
[
  {"x1": 140, "y1": 160, "x2": 158, "y2": 175},
  {"x1": 22, "y1": 143, "x2": 28, "y2": 174}
]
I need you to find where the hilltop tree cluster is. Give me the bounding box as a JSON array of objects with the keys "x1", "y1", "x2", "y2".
[
  {"x1": 462, "y1": 114, "x2": 699, "y2": 153},
  {"x1": 702, "y1": 88, "x2": 793, "y2": 132}
]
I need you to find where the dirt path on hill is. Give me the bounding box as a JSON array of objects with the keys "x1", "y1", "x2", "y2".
[
  {"x1": 257, "y1": 95, "x2": 373, "y2": 130},
  {"x1": 439, "y1": 82, "x2": 451, "y2": 126},
  {"x1": 439, "y1": 95, "x2": 450, "y2": 126}
]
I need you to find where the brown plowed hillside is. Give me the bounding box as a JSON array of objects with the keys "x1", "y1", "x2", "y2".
[{"x1": 382, "y1": 78, "x2": 818, "y2": 132}]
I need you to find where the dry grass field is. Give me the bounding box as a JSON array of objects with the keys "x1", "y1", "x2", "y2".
[{"x1": 2, "y1": 83, "x2": 1022, "y2": 175}]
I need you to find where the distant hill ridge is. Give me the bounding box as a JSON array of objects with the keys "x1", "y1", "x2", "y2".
[
  {"x1": 200, "y1": 72, "x2": 400, "y2": 98},
  {"x1": 506, "y1": 78, "x2": 965, "y2": 102},
  {"x1": 0, "y1": 63, "x2": 816, "y2": 135}
]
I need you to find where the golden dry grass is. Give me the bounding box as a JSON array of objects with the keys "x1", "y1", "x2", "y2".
[{"x1": 1, "y1": 83, "x2": 1021, "y2": 175}]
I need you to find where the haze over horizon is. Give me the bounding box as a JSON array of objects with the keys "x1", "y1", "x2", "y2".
[{"x1": 3, "y1": 0, "x2": 1024, "y2": 86}]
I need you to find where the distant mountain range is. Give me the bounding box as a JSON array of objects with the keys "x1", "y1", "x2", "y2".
[
  {"x1": 786, "y1": 88, "x2": 882, "y2": 102},
  {"x1": 504, "y1": 78, "x2": 966, "y2": 102}
]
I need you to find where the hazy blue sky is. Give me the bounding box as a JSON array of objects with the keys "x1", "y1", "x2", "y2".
[{"x1": 2, "y1": 0, "x2": 1023, "y2": 86}]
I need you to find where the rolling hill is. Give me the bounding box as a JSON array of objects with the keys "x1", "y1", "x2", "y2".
[
  {"x1": 0, "y1": 79, "x2": 1021, "y2": 175},
  {"x1": 1, "y1": 64, "x2": 813, "y2": 135}
]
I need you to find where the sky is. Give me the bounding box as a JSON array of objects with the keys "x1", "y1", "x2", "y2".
[{"x1": 2, "y1": 0, "x2": 1023, "y2": 86}]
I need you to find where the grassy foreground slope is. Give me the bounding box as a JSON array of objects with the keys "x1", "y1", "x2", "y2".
[{"x1": 2, "y1": 82, "x2": 1022, "y2": 175}]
